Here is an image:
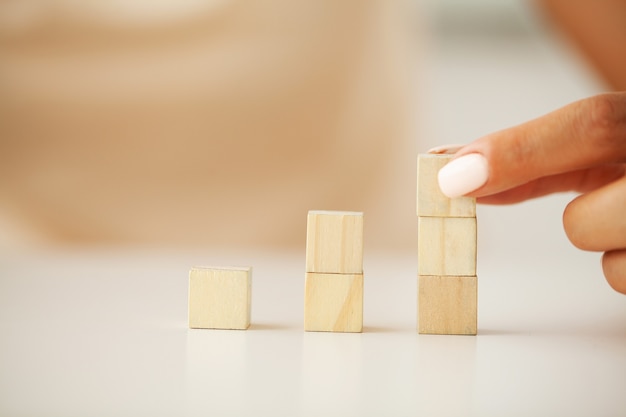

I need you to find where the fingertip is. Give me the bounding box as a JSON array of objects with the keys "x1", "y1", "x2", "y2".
[
  {"x1": 562, "y1": 198, "x2": 579, "y2": 247},
  {"x1": 438, "y1": 153, "x2": 489, "y2": 198},
  {"x1": 602, "y1": 250, "x2": 626, "y2": 294},
  {"x1": 562, "y1": 194, "x2": 594, "y2": 251},
  {"x1": 427, "y1": 144, "x2": 466, "y2": 155}
]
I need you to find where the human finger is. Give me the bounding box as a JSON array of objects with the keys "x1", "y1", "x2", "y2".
[
  {"x1": 436, "y1": 92, "x2": 626, "y2": 199},
  {"x1": 476, "y1": 164, "x2": 625, "y2": 204},
  {"x1": 602, "y1": 250, "x2": 626, "y2": 295},
  {"x1": 563, "y1": 175, "x2": 626, "y2": 252}
]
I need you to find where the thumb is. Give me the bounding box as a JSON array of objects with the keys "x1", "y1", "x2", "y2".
[{"x1": 437, "y1": 93, "x2": 626, "y2": 199}]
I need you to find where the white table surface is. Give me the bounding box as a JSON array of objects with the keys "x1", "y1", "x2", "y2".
[{"x1": 1, "y1": 217, "x2": 626, "y2": 417}]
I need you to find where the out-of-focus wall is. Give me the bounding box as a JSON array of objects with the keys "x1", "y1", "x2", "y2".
[{"x1": 0, "y1": 1, "x2": 419, "y2": 250}]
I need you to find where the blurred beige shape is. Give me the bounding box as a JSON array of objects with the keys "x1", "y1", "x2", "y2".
[{"x1": 0, "y1": 0, "x2": 418, "y2": 250}]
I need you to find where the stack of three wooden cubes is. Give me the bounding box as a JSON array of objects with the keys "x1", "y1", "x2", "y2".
[{"x1": 417, "y1": 154, "x2": 478, "y2": 335}]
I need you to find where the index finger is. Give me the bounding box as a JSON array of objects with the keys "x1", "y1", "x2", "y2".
[{"x1": 437, "y1": 93, "x2": 626, "y2": 199}]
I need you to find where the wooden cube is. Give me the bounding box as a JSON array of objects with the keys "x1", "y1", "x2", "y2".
[
  {"x1": 418, "y1": 216, "x2": 476, "y2": 276},
  {"x1": 417, "y1": 154, "x2": 476, "y2": 218},
  {"x1": 418, "y1": 275, "x2": 477, "y2": 335},
  {"x1": 306, "y1": 210, "x2": 364, "y2": 274},
  {"x1": 188, "y1": 266, "x2": 252, "y2": 330},
  {"x1": 304, "y1": 272, "x2": 363, "y2": 333}
]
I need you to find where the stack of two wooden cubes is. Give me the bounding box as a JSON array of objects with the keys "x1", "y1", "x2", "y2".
[
  {"x1": 304, "y1": 210, "x2": 364, "y2": 333},
  {"x1": 417, "y1": 154, "x2": 478, "y2": 335}
]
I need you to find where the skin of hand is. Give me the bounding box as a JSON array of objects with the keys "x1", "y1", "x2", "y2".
[
  {"x1": 435, "y1": 92, "x2": 626, "y2": 294},
  {"x1": 538, "y1": 0, "x2": 626, "y2": 91}
]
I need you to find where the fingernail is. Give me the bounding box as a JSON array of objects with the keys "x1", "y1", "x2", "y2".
[
  {"x1": 438, "y1": 153, "x2": 489, "y2": 197},
  {"x1": 427, "y1": 144, "x2": 465, "y2": 155}
]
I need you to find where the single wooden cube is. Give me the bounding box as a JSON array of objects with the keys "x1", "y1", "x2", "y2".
[
  {"x1": 418, "y1": 275, "x2": 477, "y2": 335},
  {"x1": 417, "y1": 154, "x2": 476, "y2": 218},
  {"x1": 188, "y1": 266, "x2": 252, "y2": 330},
  {"x1": 418, "y1": 216, "x2": 476, "y2": 276},
  {"x1": 304, "y1": 272, "x2": 363, "y2": 333},
  {"x1": 306, "y1": 210, "x2": 364, "y2": 274}
]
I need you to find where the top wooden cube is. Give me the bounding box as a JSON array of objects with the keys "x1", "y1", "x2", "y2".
[
  {"x1": 417, "y1": 154, "x2": 476, "y2": 218},
  {"x1": 306, "y1": 210, "x2": 364, "y2": 274}
]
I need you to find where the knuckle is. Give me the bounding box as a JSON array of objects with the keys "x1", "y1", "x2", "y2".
[{"x1": 581, "y1": 94, "x2": 626, "y2": 149}]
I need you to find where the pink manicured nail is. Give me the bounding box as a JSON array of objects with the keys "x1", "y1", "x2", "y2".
[{"x1": 438, "y1": 153, "x2": 489, "y2": 197}]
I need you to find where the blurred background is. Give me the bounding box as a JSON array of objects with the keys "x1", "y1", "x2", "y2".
[{"x1": 0, "y1": 0, "x2": 614, "y2": 253}]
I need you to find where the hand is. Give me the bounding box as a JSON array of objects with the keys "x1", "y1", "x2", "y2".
[{"x1": 433, "y1": 92, "x2": 626, "y2": 294}]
